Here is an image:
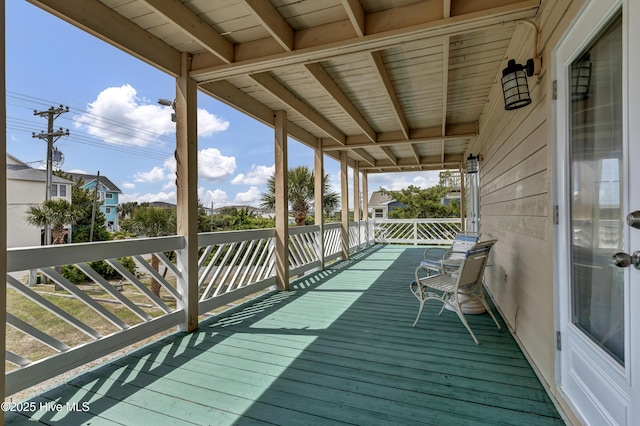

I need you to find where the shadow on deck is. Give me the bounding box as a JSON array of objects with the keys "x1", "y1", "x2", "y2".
[{"x1": 6, "y1": 245, "x2": 564, "y2": 425}]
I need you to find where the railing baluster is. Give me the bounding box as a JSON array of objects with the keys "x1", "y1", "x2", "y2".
[{"x1": 40, "y1": 267, "x2": 129, "y2": 331}]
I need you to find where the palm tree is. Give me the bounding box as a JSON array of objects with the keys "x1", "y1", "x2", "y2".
[
  {"x1": 261, "y1": 166, "x2": 339, "y2": 226},
  {"x1": 122, "y1": 206, "x2": 176, "y2": 297},
  {"x1": 117, "y1": 201, "x2": 139, "y2": 221},
  {"x1": 25, "y1": 199, "x2": 83, "y2": 245}
]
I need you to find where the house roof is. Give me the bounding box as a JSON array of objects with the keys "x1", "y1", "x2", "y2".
[
  {"x1": 368, "y1": 191, "x2": 395, "y2": 208},
  {"x1": 65, "y1": 172, "x2": 122, "y2": 193},
  {"x1": 6, "y1": 154, "x2": 73, "y2": 184},
  {"x1": 29, "y1": 0, "x2": 539, "y2": 175}
]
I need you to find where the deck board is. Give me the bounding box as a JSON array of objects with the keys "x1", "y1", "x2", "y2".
[{"x1": 6, "y1": 245, "x2": 564, "y2": 425}]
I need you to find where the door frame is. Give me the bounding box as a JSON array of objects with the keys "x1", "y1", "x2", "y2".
[{"x1": 553, "y1": 0, "x2": 633, "y2": 424}]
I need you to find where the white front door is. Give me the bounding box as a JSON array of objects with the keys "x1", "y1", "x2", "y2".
[{"x1": 555, "y1": 1, "x2": 640, "y2": 424}]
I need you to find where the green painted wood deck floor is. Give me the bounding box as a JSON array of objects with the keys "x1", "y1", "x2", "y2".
[{"x1": 6, "y1": 245, "x2": 564, "y2": 425}]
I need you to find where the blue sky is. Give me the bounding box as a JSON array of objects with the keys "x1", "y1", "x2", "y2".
[{"x1": 6, "y1": 1, "x2": 440, "y2": 209}]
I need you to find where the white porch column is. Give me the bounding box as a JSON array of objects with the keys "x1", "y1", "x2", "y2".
[
  {"x1": 1, "y1": 0, "x2": 7, "y2": 412},
  {"x1": 362, "y1": 171, "x2": 369, "y2": 246},
  {"x1": 353, "y1": 163, "x2": 360, "y2": 249},
  {"x1": 175, "y1": 52, "x2": 199, "y2": 332},
  {"x1": 274, "y1": 111, "x2": 289, "y2": 290},
  {"x1": 340, "y1": 151, "x2": 349, "y2": 260},
  {"x1": 314, "y1": 144, "x2": 325, "y2": 270}
]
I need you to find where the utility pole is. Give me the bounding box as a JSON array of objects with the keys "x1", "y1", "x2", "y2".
[{"x1": 33, "y1": 105, "x2": 70, "y2": 245}]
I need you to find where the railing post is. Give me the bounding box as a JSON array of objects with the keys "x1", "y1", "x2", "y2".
[{"x1": 175, "y1": 52, "x2": 199, "y2": 332}]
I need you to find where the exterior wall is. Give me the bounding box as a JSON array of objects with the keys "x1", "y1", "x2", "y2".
[
  {"x1": 7, "y1": 178, "x2": 72, "y2": 248},
  {"x1": 7, "y1": 179, "x2": 45, "y2": 248},
  {"x1": 472, "y1": 0, "x2": 584, "y2": 413}
]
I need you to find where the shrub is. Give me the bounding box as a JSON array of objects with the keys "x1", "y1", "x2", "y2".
[{"x1": 61, "y1": 256, "x2": 137, "y2": 284}]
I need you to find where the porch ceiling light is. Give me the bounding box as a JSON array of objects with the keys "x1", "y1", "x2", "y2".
[
  {"x1": 466, "y1": 155, "x2": 479, "y2": 174},
  {"x1": 502, "y1": 19, "x2": 541, "y2": 111},
  {"x1": 501, "y1": 59, "x2": 535, "y2": 110}
]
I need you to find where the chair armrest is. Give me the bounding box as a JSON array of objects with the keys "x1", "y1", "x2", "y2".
[
  {"x1": 442, "y1": 249, "x2": 468, "y2": 261},
  {"x1": 415, "y1": 264, "x2": 443, "y2": 283},
  {"x1": 424, "y1": 247, "x2": 448, "y2": 261}
]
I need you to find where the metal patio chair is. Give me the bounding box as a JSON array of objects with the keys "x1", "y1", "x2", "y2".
[{"x1": 410, "y1": 239, "x2": 501, "y2": 344}]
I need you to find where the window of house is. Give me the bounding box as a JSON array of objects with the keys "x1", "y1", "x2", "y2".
[
  {"x1": 105, "y1": 207, "x2": 112, "y2": 214},
  {"x1": 105, "y1": 193, "x2": 113, "y2": 199},
  {"x1": 374, "y1": 209, "x2": 384, "y2": 218},
  {"x1": 51, "y1": 184, "x2": 67, "y2": 198}
]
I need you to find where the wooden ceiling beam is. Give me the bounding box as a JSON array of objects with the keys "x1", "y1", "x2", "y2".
[
  {"x1": 191, "y1": 0, "x2": 539, "y2": 81},
  {"x1": 410, "y1": 144, "x2": 421, "y2": 164},
  {"x1": 27, "y1": 0, "x2": 182, "y2": 76},
  {"x1": 379, "y1": 146, "x2": 397, "y2": 165},
  {"x1": 142, "y1": 0, "x2": 234, "y2": 63},
  {"x1": 370, "y1": 51, "x2": 409, "y2": 140},
  {"x1": 321, "y1": 122, "x2": 476, "y2": 151},
  {"x1": 304, "y1": 63, "x2": 376, "y2": 143},
  {"x1": 352, "y1": 148, "x2": 376, "y2": 167},
  {"x1": 358, "y1": 154, "x2": 463, "y2": 171},
  {"x1": 250, "y1": 72, "x2": 346, "y2": 145},
  {"x1": 199, "y1": 80, "x2": 318, "y2": 150},
  {"x1": 342, "y1": 0, "x2": 365, "y2": 37},
  {"x1": 242, "y1": 0, "x2": 294, "y2": 52}
]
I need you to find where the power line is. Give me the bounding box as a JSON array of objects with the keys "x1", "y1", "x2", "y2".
[{"x1": 7, "y1": 90, "x2": 239, "y2": 175}]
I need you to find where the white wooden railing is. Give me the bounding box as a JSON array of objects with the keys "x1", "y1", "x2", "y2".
[
  {"x1": 373, "y1": 218, "x2": 461, "y2": 245},
  {"x1": 4, "y1": 218, "x2": 454, "y2": 396}
]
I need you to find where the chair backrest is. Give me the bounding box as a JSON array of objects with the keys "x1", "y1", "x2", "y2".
[
  {"x1": 448, "y1": 232, "x2": 481, "y2": 260},
  {"x1": 454, "y1": 239, "x2": 497, "y2": 289}
]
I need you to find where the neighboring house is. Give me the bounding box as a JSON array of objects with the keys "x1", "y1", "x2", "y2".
[
  {"x1": 211, "y1": 205, "x2": 271, "y2": 218},
  {"x1": 66, "y1": 172, "x2": 122, "y2": 232},
  {"x1": 148, "y1": 201, "x2": 176, "y2": 209},
  {"x1": 368, "y1": 191, "x2": 405, "y2": 219},
  {"x1": 441, "y1": 170, "x2": 461, "y2": 207},
  {"x1": 6, "y1": 153, "x2": 73, "y2": 248}
]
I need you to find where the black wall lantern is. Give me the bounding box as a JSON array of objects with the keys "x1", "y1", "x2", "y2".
[
  {"x1": 501, "y1": 59, "x2": 535, "y2": 110},
  {"x1": 502, "y1": 20, "x2": 541, "y2": 111},
  {"x1": 466, "y1": 155, "x2": 479, "y2": 174}
]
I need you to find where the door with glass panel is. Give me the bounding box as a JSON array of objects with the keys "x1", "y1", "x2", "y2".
[{"x1": 555, "y1": 1, "x2": 640, "y2": 424}]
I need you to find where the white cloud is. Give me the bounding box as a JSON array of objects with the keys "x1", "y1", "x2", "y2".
[
  {"x1": 198, "y1": 148, "x2": 236, "y2": 181},
  {"x1": 370, "y1": 171, "x2": 440, "y2": 191},
  {"x1": 121, "y1": 181, "x2": 136, "y2": 190},
  {"x1": 134, "y1": 166, "x2": 165, "y2": 183},
  {"x1": 73, "y1": 84, "x2": 229, "y2": 147},
  {"x1": 74, "y1": 84, "x2": 172, "y2": 147},
  {"x1": 198, "y1": 109, "x2": 229, "y2": 136},
  {"x1": 120, "y1": 191, "x2": 176, "y2": 204},
  {"x1": 231, "y1": 164, "x2": 274, "y2": 185},
  {"x1": 233, "y1": 186, "x2": 262, "y2": 205},
  {"x1": 67, "y1": 168, "x2": 88, "y2": 174},
  {"x1": 198, "y1": 188, "x2": 228, "y2": 208}
]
